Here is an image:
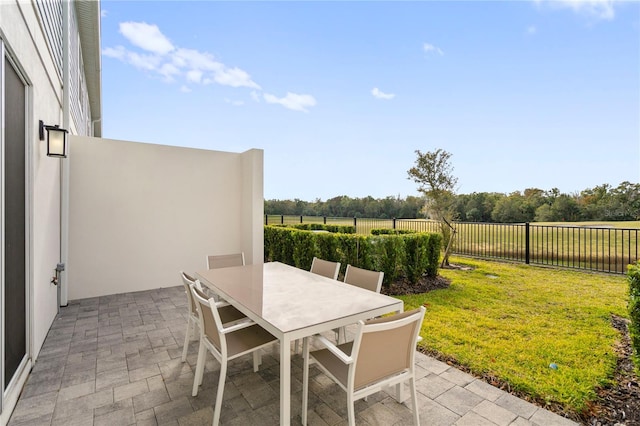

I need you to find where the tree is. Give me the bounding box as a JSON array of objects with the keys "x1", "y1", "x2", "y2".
[
  {"x1": 491, "y1": 192, "x2": 530, "y2": 223},
  {"x1": 407, "y1": 149, "x2": 458, "y2": 266}
]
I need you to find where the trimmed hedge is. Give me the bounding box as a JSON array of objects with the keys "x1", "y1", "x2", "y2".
[
  {"x1": 629, "y1": 261, "x2": 640, "y2": 371},
  {"x1": 371, "y1": 228, "x2": 415, "y2": 235},
  {"x1": 264, "y1": 225, "x2": 442, "y2": 286},
  {"x1": 270, "y1": 223, "x2": 356, "y2": 234}
]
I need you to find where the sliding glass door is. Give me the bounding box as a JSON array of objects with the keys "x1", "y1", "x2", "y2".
[{"x1": 1, "y1": 45, "x2": 29, "y2": 414}]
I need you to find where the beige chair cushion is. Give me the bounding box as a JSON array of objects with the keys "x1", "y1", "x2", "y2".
[
  {"x1": 207, "y1": 253, "x2": 244, "y2": 269},
  {"x1": 310, "y1": 257, "x2": 340, "y2": 279},
  {"x1": 344, "y1": 265, "x2": 383, "y2": 293}
]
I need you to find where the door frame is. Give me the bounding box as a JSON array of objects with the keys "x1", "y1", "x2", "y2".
[{"x1": 0, "y1": 39, "x2": 33, "y2": 423}]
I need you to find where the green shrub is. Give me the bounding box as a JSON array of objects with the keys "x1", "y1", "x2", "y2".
[
  {"x1": 264, "y1": 225, "x2": 441, "y2": 286},
  {"x1": 371, "y1": 228, "x2": 415, "y2": 235},
  {"x1": 404, "y1": 234, "x2": 430, "y2": 283},
  {"x1": 425, "y1": 232, "x2": 442, "y2": 277},
  {"x1": 336, "y1": 233, "x2": 359, "y2": 273},
  {"x1": 292, "y1": 230, "x2": 316, "y2": 270},
  {"x1": 376, "y1": 235, "x2": 403, "y2": 284},
  {"x1": 355, "y1": 235, "x2": 377, "y2": 272},
  {"x1": 272, "y1": 223, "x2": 355, "y2": 234},
  {"x1": 628, "y1": 261, "x2": 640, "y2": 371},
  {"x1": 315, "y1": 232, "x2": 340, "y2": 263},
  {"x1": 264, "y1": 225, "x2": 294, "y2": 264}
]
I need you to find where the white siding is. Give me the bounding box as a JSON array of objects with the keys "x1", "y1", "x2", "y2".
[{"x1": 35, "y1": 0, "x2": 63, "y2": 80}]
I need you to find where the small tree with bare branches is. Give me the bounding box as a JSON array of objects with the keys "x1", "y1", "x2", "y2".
[{"x1": 407, "y1": 148, "x2": 458, "y2": 266}]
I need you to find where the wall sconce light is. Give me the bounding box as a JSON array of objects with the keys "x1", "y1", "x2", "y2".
[{"x1": 39, "y1": 120, "x2": 68, "y2": 158}]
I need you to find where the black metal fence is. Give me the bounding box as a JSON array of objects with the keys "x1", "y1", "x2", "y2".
[{"x1": 265, "y1": 215, "x2": 639, "y2": 274}]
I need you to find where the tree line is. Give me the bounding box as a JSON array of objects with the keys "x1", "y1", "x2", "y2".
[{"x1": 264, "y1": 181, "x2": 640, "y2": 223}]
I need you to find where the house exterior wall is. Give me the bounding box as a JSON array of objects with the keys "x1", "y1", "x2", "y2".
[
  {"x1": 67, "y1": 136, "x2": 264, "y2": 300},
  {"x1": 0, "y1": 1, "x2": 99, "y2": 421},
  {"x1": 1, "y1": 1, "x2": 64, "y2": 362}
]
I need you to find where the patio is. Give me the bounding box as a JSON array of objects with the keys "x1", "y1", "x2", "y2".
[{"x1": 8, "y1": 286, "x2": 578, "y2": 426}]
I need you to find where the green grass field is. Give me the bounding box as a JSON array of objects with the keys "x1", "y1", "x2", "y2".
[{"x1": 399, "y1": 256, "x2": 629, "y2": 416}]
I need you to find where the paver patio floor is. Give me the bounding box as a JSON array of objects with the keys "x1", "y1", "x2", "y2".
[{"x1": 8, "y1": 286, "x2": 579, "y2": 426}]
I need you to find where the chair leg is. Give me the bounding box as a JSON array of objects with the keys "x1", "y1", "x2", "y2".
[
  {"x1": 252, "y1": 350, "x2": 262, "y2": 372},
  {"x1": 213, "y1": 359, "x2": 228, "y2": 426},
  {"x1": 192, "y1": 340, "x2": 206, "y2": 396},
  {"x1": 181, "y1": 320, "x2": 191, "y2": 362},
  {"x1": 410, "y1": 377, "x2": 420, "y2": 426},
  {"x1": 346, "y1": 392, "x2": 356, "y2": 426},
  {"x1": 301, "y1": 337, "x2": 309, "y2": 426}
]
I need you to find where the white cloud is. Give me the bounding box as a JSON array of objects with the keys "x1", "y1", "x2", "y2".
[
  {"x1": 214, "y1": 67, "x2": 261, "y2": 89},
  {"x1": 371, "y1": 87, "x2": 395, "y2": 100},
  {"x1": 527, "y1": 25, "x2": 537, "y2": 35},
  {"x1": 105, "y1": 22, "x2": 259, "y2": 90},
  {"x1": 186, "y1": 70, "x2": 203, "y2": 83},
  {"x1": 263, "y1": 92, "x2": 317, "y2": 112},
  {"x1": 423, "y1": 42, "x2": 444, "y2": 56},
  {"x1": 119, "y1": 22, "x2": 174, "y2": 55},
  {"x1": 173, "y1": 48, "x2": 221, "y2": 71},
  {"x1": 102, "y1": 46, "x2": 126, "y2": 60},
  {"x1": 104, "y1": 21, "x2": 315, "y2": 111},
  {"x1": 535, "y1": 0, "x2": 617, "y2": 20},
  {"x1": 101, "y1": 9, "x2": 108, "y2": 18},
  {"x1": 158, "y1": 63, "x2": 180, "y2": 81},
  {"x1": 126, "y1": 51, "x2": 162, "y2": 71}
]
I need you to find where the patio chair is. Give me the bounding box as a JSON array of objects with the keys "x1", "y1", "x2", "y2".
[
  {"x1": 335, "y1": 265, "x2": 385, "y2": 343},
  {"x1": 292, "y1": 257, "x2": 341, "y2": 354},
  {"x1": 302, "y1": 306, "x2": 426, "y2": 426},
  {"x1": 206, "y1": 252, "x2": 245, "y2": 269},
  {"x1": 206, "y1": 252, "x2": 246, "y2": 303},
  {"x1": 190, "y1": 283, "x2": 278, "y2": 426},
  {"x1": 310, "y1": 256, "x2": 340, "y2": 280},
  {"x1": 344, "y1": 264, "x2": 384, "y2": 293},
  {"x1": 180, "y1": 271, "x2": 246, "y2": 362}
]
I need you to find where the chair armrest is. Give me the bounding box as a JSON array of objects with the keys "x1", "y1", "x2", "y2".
[
  {"x1": 314, "y1": 334, "x2": 353, "y2": 364},
  {"x1": 220, "y1": 318, "x2": 255, "y2": 334}
]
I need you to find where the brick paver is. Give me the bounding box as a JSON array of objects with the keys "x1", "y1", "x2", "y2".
[{"x1": 8, "y1": 286, "x2": 578, "y2": 425}]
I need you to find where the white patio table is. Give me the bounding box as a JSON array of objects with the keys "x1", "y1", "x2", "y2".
[{"x1": 195, "y1": 261, "x2": 403, "y2": 426}]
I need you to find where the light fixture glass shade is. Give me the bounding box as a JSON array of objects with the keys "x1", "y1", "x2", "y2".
[{"x1": 47, "y1": 127, "x2": 67, "y2": 157}]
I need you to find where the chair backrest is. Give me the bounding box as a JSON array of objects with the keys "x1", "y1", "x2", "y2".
[
  {"x1": 350, "y1": 307, "x2": 426, "y2": 391},
  {"x1": 310, "y1": 257, "x2": 340, "y2": 280},
  {"x1": 181, "y1": 271, "x2": 204, "y2": 316},
  {"x1": 190, "y1": 282, "x2": 224, "y2": 352},
  {"x1": 207, "y1": 252, "x2": 245, "y2": 269},
  {"x1": 343, "y1": 265, "x2": 384, "y2": 293}
]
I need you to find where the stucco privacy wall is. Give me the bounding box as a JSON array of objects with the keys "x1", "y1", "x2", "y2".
[{"x1": 67, "y1": 136, "x2": 264, "y2": 300}]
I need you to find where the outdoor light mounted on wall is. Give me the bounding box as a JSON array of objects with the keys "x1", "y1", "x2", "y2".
[{"x1": 39, "y1": 120, "x2": 69, "y2": 158}]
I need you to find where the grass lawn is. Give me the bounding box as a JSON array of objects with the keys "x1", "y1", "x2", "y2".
[{"x1": 398, "y1": 256, "x2": 629, "y2": 415}]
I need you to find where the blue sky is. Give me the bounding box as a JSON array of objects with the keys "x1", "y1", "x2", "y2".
[{"x1": 100, "y1": 0, "x2": 640, "y2": 201}]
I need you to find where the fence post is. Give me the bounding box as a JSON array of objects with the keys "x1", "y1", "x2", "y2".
[
  {"x1": 393, "y1": 218, "x2": 396, "y2": 229},
  {"x1": 280, "y1": 215, "x2": 284, "y2": 225},
  {"x1": 300, "y1": 215, "x2": 303, "y2": 224},
  {"x1": 354, "y1": 217, "x2": 357, "y2": 232},
  {"x1": 525, "y1": 222, "x2": 530, "y2": 264},
  {"x1": 323, "y1": 216, "x2": 327, "y2": 224},
  {"x1": 265, "y1": 214, "x2": 268, "y2": 225}
]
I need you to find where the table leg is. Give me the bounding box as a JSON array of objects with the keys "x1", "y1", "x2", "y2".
[{"x1": 280, "y1": 335, "x2": 291, "y2": 426}]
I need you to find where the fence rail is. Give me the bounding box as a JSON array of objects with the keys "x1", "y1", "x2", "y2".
[{"x1": 264, "y1": 215, "x2": 639, "y2": 274}]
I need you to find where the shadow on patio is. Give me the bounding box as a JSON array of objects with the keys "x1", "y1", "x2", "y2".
[{"x1": 8, "y1": 286, "x2": 577, "y2": 426}]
